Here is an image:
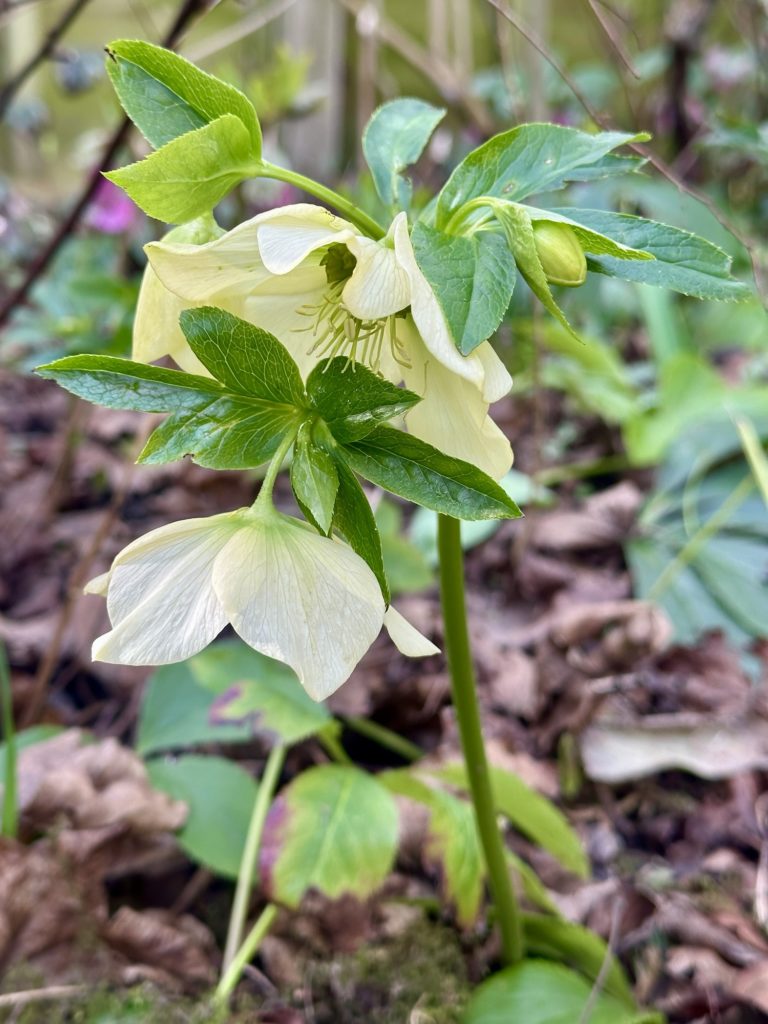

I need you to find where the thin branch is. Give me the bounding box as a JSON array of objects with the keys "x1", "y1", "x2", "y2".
[
  {"x1": 0, "y1": 0, "x2": 93, "y2": 120},
  {"x1": 0, "y1": 0, "x2": 215, "y2": 333},
  {"x1": 0, "y1": 987, "x2": 86, "y2": 1010},
  {"x1": 586, "y1": 0, "x2": 640, "y2": 78},
  {"x1": 186, "y1": 0, "x2": 299, "y2": 63}
]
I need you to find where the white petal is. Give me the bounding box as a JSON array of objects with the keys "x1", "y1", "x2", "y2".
[
  {"x1": 256, "y1": 204, "x2": 358, "y2": 275},
  {"x1": 384, "y1": 606, "x2": 439, "y2": 657},
  {"x1": 342, "y1": 216, "x2": 410, "y2": 320},
  {"x1": 402, "y1": 329, "x2": 513, "y2": 480},
  {"x1": 133, "y1": 262, "x2": 210, "y2": 376},
  {"x1": 476, "y1": 341, "x2": 513, "y2": 404},
  {"x1": 392, "y1": 216, "x2": 484, "y2": 388},
  {"x1": 213, "y1": 513, "x2": 385, "y2": 701},
  {"x1": 84, "y1": 571, "x2": 110, "y2": 596},
  {"x1": 91, "y1": 513, "x2": 241, "y2": 666}
]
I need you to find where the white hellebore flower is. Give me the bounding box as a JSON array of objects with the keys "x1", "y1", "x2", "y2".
[
  {"x1": 86, "y1": 506, "x2": 438, "y2": 702},
  {"x1": 143, "y1": 204, "x2": 513, "y2": 479}
]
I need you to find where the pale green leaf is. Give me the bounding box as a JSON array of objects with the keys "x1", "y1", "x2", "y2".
[
  {"x1": 290, "y1": 422, "x2": 339, "y2": 535},
  {"x1": 363, "y1": 97, "x2": 446, "y2": 209}
]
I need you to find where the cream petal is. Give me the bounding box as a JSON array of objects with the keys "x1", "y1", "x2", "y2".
[
  {"x1": 392, "y1": 217, "x2": 484, "y2": 388},
  {"x1": 213, "y1": 513, "x2": 385, "y2": 701},
  {"x1": 342, "y1": 217, "x2": 410, "y2": 320},
  {"x1": 384, "y1": 606, "x2": 439, "y2": 657},
  {"x1": 91, "y1": 513, "x2": 241, "y2": 666},
  {"x1": 476, "y1": 341, "x2": 513, "y2": 404},
  {"x1": 84, "y1": 571, "x2": 111, "y2": 597},
  {"x1": 256, "y1": 204, "x2": 358, "y2": 275}
]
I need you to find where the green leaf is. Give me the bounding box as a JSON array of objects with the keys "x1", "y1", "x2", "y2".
[
  {"x1": 463, "y1": 960, "x2": 663, "y2": 1024},
  {"x1": 411, "y1": 224, "x2": 516, "y2": 355},
  {"x1": 332, "y1": 458, "x2": 390, "y2": 602},
  {"x1": 307, "y1": 357, "x2": 420, "y2": 442},
  {"x1": 105, "y1": 114, "x2": 256, "y2": 223},
  {"x1": 552, "y1": 208, "x2": 752, "y2": 301},
  {"x1": 523, "y1": 915, "x2": 634, "y2": 1005},
  {"x1": 107, "y1": 39, "x2": 261, "y2": 154},
  {"x1": 362, "y1": 97, "x2": 446, "y2": 209},
  {"x1": 381, "y1": 770, "x2": 484, "y2": 926},
  {"x1": 179, "y1": 307, "x2": 306, "y2": 407},
  {"x1": 526, "y1": 207, "x2": 653, "y2": 262},
  {"x1": 261, "y1": 764, "x2": 399, "y2": 907},
  {"x1": 437, "y1": 763, "x2": 588, "y2": 878},
  {"x1": 290, "y1": 423, "x2": 339, "y2": 535},
  {"x1": 340, "y1": 425, "x2": 522, "y2": 521},
  {"x1": 436, "y1": 124, "x2": 647, "y2": 227},
  {"x1": 146, "y1": 754, "x2": 259, "y2": 879},
  {"x1": 375, "y1": 500, "x2": 434, "y2": 595}
]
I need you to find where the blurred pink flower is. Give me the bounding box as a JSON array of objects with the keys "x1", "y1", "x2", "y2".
[{"x1": 86, "y1": 178, "x2": 139, "y2": 234}]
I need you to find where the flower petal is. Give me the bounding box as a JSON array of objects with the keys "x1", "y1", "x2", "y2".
[
  {"x1": 384, "y1": 606, "x2": 439, "y2": 657},
  {"x1": 476, "y1": 341, "x2": 513, "y2": 404},
  {"x1": 342, "y1": 214, "x2": 411, "y2": 320},
  {"x1": 91, "y1": 513, "x2": 240, "y2": 666},
  {"x1": 133, "y1": 262, "x2": 210, "y2": 376},
  {"x1": 213, "y1": 513, "x2": 384, "y2": 701},
  {"x1": 256, "y1": 204, "x2": 358, "y2": 275}
]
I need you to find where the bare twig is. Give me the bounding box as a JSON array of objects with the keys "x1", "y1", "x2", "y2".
[
  {"x1": 586, "y1": 0, "x2": 640, "y2": 78},
  {"x1": 0, "y1": 987, "x2": 86, "y2": 1010},
  {"x1": 0, "y1": 0, "x2": 215, "y2": 333},
  {"x1": 185, "y1": 0, "x2": 299, "y2": 63},
  {"x1": 578, "y1": 895, "x2": 625, "y2": 1024},
  {"x1": 0, "y1": 0, "x2": 93, "y2": 119}
]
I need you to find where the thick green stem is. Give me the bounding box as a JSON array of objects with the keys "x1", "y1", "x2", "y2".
[
  {"x1": 216, "y1": 903, "x2": 278, "y2": 1006},
  {"x1": 221, "y1": 743, "x2": 285, "y2": 976},
  {"x1": 0, "y1": 642, "x2": 18, "y2": 839},
  {"x1": 256, "y1": 160, "x2": 386, "y2": 240},
  {"x1": 437, "y1": 514, "x2": 523, "y2": 965},
  {"x1": 252, "y1": 429, "x2": 298, "y2": 512}
]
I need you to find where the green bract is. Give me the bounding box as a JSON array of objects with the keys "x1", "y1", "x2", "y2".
[{"x1": 531, "y1": 222, "x2": 587, "y2": 287}]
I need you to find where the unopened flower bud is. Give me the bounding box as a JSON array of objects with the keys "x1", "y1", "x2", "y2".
[{"x1": 532, "y1": 222, "x2": 587, "y2": 287}]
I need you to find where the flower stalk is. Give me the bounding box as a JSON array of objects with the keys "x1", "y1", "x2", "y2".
[{"x1": 437, "y1": 514, "x2": 523, "y2": 965}]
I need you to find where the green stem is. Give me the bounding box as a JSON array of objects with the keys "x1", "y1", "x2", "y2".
[
  {"x1": 216, "y1": 903, "x2": 278, "y2": 1006},
  {"x1": 253, "y1": 429, "x2": 298, "y2": 511},
  {"x1": 0, "y1": 642, "x2": 18, "y2": 839},
  {"x1": 221, "y1": 743, "x2": 285, "y2": 977},
  {"x1": 344, "y1": 715, "x2": 422, "y2": 763},
  {"x1": 437, "y1": 515, "x2": 523, "y2": 965},
  {"x1": 256, "y1": 160, "x2": 386, "y2": 240}
]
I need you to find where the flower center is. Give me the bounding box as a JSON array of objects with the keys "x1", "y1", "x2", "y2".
[{"x1": 293, "y1": 244, "x2": 410, "y2": 372}]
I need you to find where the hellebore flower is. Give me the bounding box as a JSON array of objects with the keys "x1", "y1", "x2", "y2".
[
  {"x1": 86, "y1": 505, "x2": 438, "y2": 701},
  {"x1": 143, "y1": 204, "x2": 513, "y2": 479}
]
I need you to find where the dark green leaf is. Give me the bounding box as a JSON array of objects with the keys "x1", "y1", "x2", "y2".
[
  {"x1": 260, "y1": 765, "x2": 399, "y2": 907},
  {"x1": 179, "y1": 307, "x2": 306, "y2": 407},
  {"x1": 290, "y1": 423, "x2": 339, "y2": 535},
  {"x1": 411, "y1": 223, "x2": 516, "y2": 355},
  {"x1": 340, "y1": 425, "x2": 521, "y2": 520},
  {"x1": 362, "y1": 98, "x2": 446, "y2": 209},
  {"x1": 553, "y1": 208, "x2": 752, "y2": 301},
  {"x1": 436, "y1": 124, "x2": 646, "y2": 227},
  {"x1": 105, "y1": 114, "x2": 256, "y2": 224},
  {"x1": 307, "y1": 357, "x2": 420, "y2": 442},
  {"x1": 331, "y1": 459, "x2": 390, "y2": 602},
  {"x1": 106, "y1": 39, "x2": 261, "y2": 153}
]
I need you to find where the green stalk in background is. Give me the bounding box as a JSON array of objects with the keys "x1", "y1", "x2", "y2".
[
  {"x1": 1, "y1": 641, "x2": 18, "y2": 839},
  {"x1": 437, "y1": 515, "x2": 523, "y2": 964}
]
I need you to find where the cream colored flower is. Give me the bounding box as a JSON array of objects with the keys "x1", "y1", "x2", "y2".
[
  {"x1": 144, "y1": 205, "x2": 513, "y2": 479},
  {"x1": 86, "y1": 506, "x2": 437, "y2": 701}
]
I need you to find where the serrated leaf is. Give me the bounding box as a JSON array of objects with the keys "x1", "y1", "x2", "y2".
[
  {"x1": 105, "y1": 114, "x2": 256, "y2": 223},
  {"x1": 437, "y1": 763, "x2": 588, "y2": 878},
  {"x1": 331, "y1": 458, "x2": 390, "y2": 602},
  {"x1": 436, "y1": 124, "x2": 647, "y2": 227},
  {"x1": 290, "y1": 422, "x2": 339, "y2": 535},
  {"x1": 363, "y1": 98, "x2": 446, "y2": 209},
  {"x1": 463, "y1": 961, "x2": 663, "y2": 1024},
  {"x1": 307, "y1": 357, "x2": 421, "y2": 442},
  {"x1": 411, "y1": 223, "x2": 516, "y2": 355},
  {"x1": 260, "y1": 765, "x2": 399, "y2": 907},
  {"x1": 341, "y1": 425, "x2": 521, "y2": 521},
  {"x1": 146, "y1": 754, "x2": 259, "y2": 879},
  {"x1": 106, "y1": 39, "x2": 261, "y2": 154},
  {"x1": 553, "y1": 208, "x2": 752, "y2": 301}
]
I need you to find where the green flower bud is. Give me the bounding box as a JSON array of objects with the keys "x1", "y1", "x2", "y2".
[{"x1": 532, "y1": 222, "x2": 587, "y2": 288}]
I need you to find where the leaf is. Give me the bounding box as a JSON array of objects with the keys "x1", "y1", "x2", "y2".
[
  {"x1": 381, "y1": 770, "x2": 485, "y2": 926},
  {"x1": 411, "y1": 223, "x2": 516, "y2": 355},
  {"x1": 146, "y1": 754, "x2": 259, "y2": 879},
  {"x1": 106, "y1": 39, "x2": 261, "y2": 154},
  {"x1": 331, "y1": 459, "x2": 390, "y2": 602},
  {"x1": 179, "y1": 307, "x2": 306, "y2": 407},
  {"x1": 307, "y1": 357, "x2": 421, "y2": 442},
  {"x1": 435, "y1": 124, "x2": 647, "y2": 227},
  {"x1": 552, "y1": 208, "x2": 752, "y2": 301},
  {"x1": 363, "y1": 97, "x2": 446, "y2": 209},
  {"x1": 463, "y1": 960, "x2": 663, "y2": 1024},
  {"x1": 290, "y1": 423, "x2": 339, "y2": 535},
  {"x1": 340, "y1": 425, "x2": 522, "y2": 521},
  {"x1": 526, "y1": 207, "x2": 653, "y2": 262},
  {"x1": 437, "y1": 763, "x2": 588, "y2": 878},
  {"x1": 375, "y1": 500, "x2": 434, "y2": 595},
  {"x1": 260, "y1": 764, "x2": 399, "y2": 907},
  {"x1": 105, "y1": 114, "x2": 256, "y2": 223}
]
